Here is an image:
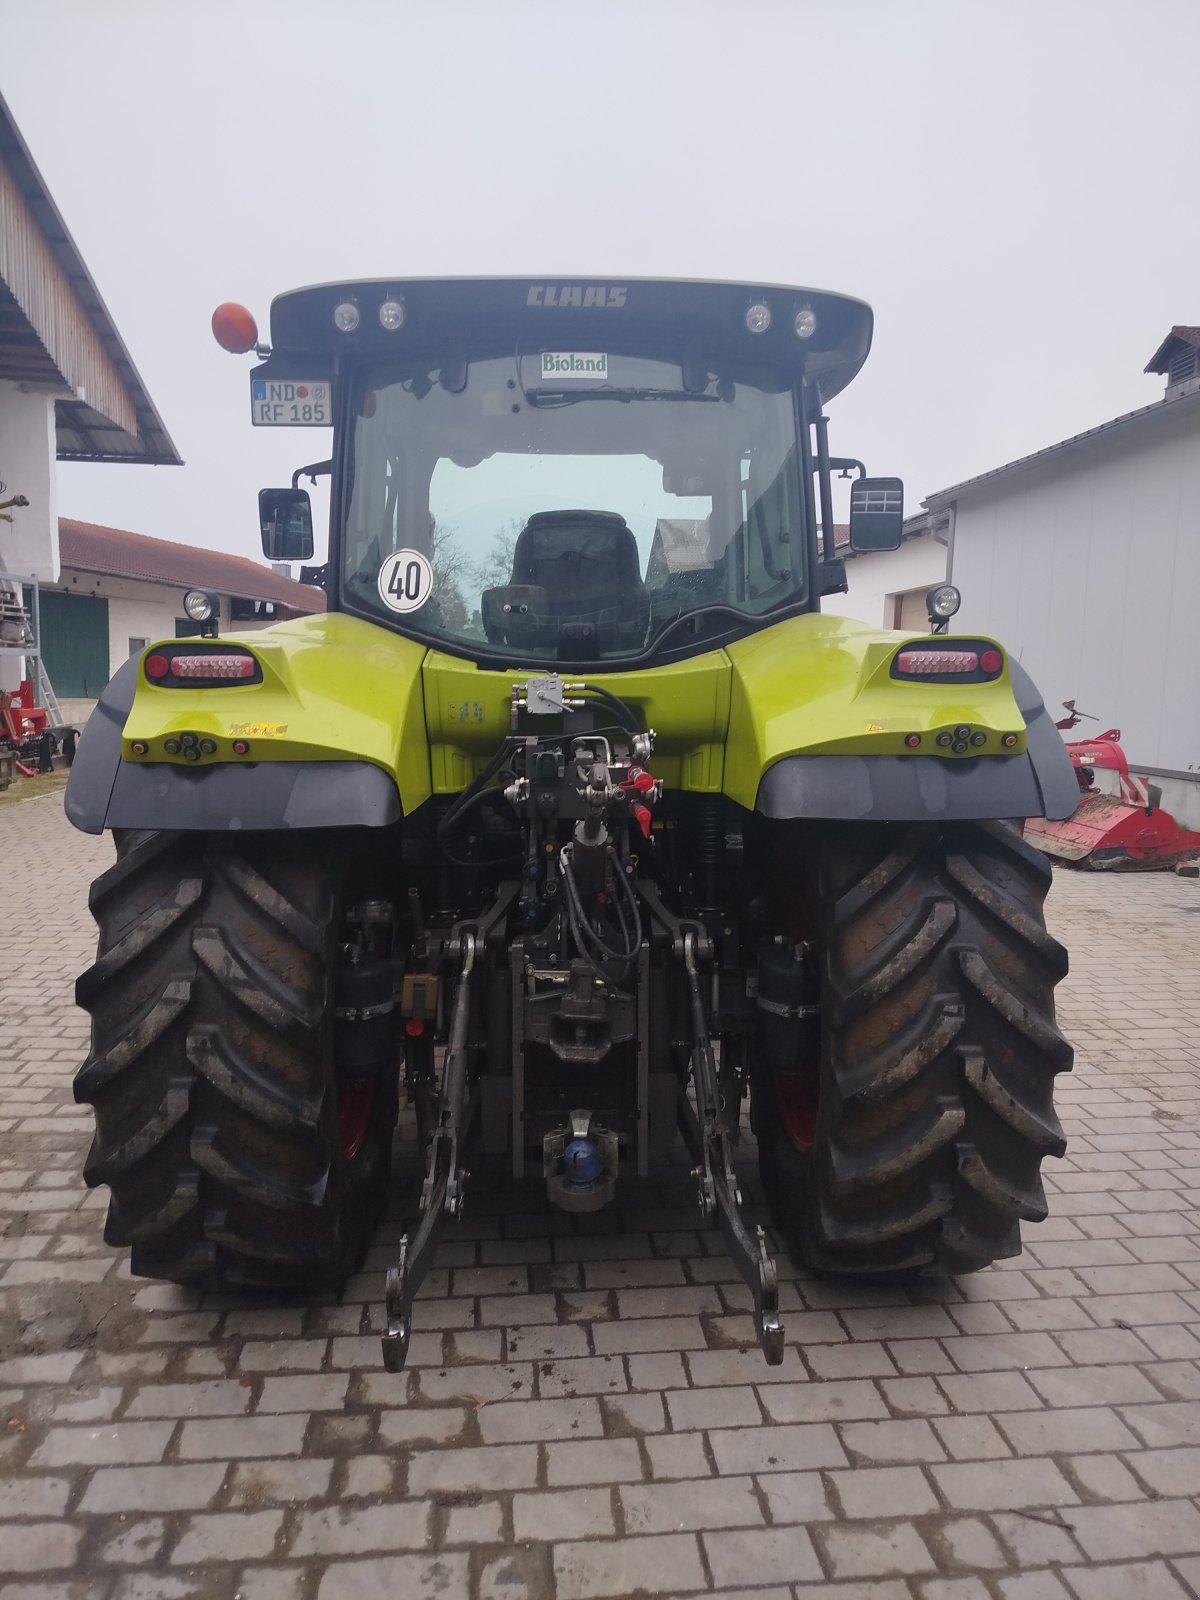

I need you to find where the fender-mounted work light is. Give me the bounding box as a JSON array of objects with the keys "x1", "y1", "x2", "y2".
[
  {"x1": 182, "y1": 589, "x2": 221, "y2": 639},
  {"x1": 926, "y1": 584, "x2": 961, "y2": 628},
  {"x1": 183, "y1": 590, "x2": 215, "y2": 622}
]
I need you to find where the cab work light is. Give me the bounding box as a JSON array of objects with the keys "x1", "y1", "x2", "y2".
[
  {"x1": 143, "y1": 648, "x2": 261, "y2": 686},
  {"x1": 891, "y1": 641, "x2": 1004, "y2": 683}
]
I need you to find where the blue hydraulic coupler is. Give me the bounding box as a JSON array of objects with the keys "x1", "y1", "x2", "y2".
[{"x1": 564, "y1": 1138, "x2": 603, "y2": 1187}]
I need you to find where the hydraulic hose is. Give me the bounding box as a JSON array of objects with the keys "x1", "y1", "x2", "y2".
[
  {"x1": 560, "y1": 844, "x2": 643, "y2": 981},
  {"x1": 577, "y1": 683, "x2": 641, "y2": 734},
  {"x1": 436, "y1": 738, "x2": 521, "y2": 864}
]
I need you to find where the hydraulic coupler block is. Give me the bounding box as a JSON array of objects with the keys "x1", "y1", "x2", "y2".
[{"x1": 544, "y1": 1111, "x2": 618, "y2": 1213}]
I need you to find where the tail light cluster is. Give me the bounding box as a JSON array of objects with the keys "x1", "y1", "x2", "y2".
[
  {"x1": 891, "y1": 640, "x2": 1004, "y2": 683},
  {"x1": 144, "y1": 647, "x2": 262, "y2": 687}
]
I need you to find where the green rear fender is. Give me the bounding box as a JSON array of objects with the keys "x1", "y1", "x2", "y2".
[
  {"x1": 119, "y1": 613, "x2": 433, "y2": 814},
  {"x1": 85, "y1": 609, "x2": 1074, "y2": 835},
  {"x1": 724, "y1": 614, "x2": 1076, "y2": 822}
]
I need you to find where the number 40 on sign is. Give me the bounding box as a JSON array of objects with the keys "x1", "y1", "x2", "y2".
[{"x1": 377, "y1": 549, "x2": 433, "y2": 614}]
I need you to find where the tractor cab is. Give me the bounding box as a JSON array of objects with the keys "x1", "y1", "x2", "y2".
[{"x1": 230, "y1": 278, "x2": 905, "y2": 669}]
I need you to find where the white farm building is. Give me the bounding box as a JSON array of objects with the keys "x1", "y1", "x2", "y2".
[{"x1": 926, "y1": 326, "x2": 1200, "y2": 819}]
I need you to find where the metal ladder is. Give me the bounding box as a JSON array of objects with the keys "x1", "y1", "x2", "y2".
[{"x1": 0, "y1": 569, "x2": 69, "y2": 731}]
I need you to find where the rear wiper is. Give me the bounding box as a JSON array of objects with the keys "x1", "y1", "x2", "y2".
[{"x1": 525, "y1": 386, "x2": 722, "y2": 408}]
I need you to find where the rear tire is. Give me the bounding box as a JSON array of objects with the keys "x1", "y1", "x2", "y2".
[
  {"x1": 74, "y1": 831, "x2": 397, "y2": 1288},
  {"x1": 756, "y1": 820, "x2": 1072, "y2": 1276}
]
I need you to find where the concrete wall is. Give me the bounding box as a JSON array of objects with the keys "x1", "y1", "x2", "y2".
[
  {"x1": 0, "y1": 381, "x2": 58, "y2": 581},
  {"x1": 0, "y1": 381, "x2": 58, "y2": 691},
  {"x1": 948, "y1": 401, "x2": 1200, "y2": 774},
  {"x1": 822, "y1": 532, "x2": 949, "y2": 628},
  {"x1": 1088, "y1": 764, "x2": 1200, "y2": 833}
]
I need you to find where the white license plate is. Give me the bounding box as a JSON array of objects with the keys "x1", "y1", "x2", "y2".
[{"x1": 251, "y1": 378, "x2": 332, "y2": 426}]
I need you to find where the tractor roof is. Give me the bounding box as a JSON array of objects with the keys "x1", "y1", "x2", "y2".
[{"x1": 265, "y1": 277, "x2": 874, "y2": 403}]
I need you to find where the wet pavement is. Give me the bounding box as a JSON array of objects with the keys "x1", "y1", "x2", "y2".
[{"x1": 2, "y1": 792, "x2": 1200, "y2": 1600}]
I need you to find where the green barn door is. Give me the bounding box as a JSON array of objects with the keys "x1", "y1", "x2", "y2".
[{"x1": 38, "y1": 591, "x2": 110, "y2": 697}]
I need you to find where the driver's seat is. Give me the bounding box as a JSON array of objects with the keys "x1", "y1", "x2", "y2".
[{"x1": 508, "y1": 510, "x2": 648, "y2": 651}]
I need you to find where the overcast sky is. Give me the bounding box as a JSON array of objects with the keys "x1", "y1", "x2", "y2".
[{"x1": 3, "y1": 0, "x2": 1197, "y2": 564}]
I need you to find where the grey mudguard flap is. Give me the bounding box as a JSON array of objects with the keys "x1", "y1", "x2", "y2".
[
  {"x1": 103, "y1": 760, "x2": 402, "y2": 831},
  {"x1": 64, "y1": 658, "x2": 138, "y2": 834},
  {"x1": 64, "y1": 658, "x2": 402, "y2": 834},
  {"x1": 756, "y1": 659, "x2": 1079, "y2": 823}
]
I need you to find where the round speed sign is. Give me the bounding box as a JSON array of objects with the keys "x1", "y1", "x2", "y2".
[{"x1": 377, "y1": 549, "x2": 434, "y2": 614}]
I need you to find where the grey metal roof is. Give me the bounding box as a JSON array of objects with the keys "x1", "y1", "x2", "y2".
[
  {"x1": 924, "y1": 385, "x2": 1200, "y2": 510},
  {"x1": 0, "y1": 91, "x2": 181, "y2": 466}
]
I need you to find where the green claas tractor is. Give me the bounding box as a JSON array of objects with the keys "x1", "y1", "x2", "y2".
[{"x1": 66, "y1": 279, "x2": 1077, "y2": 1366}]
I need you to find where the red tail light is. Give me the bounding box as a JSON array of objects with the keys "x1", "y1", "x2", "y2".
[
  {"x1": 897, "y1": 649, "x2": 978, "y2": 674},
  {"x1": 891, "y1": 640, "x2": 1004, "y2": 683},
  {"x1": 171, "y1": 654, "x2": 256, "y2": 679},
  {"x1": 144, "y1": 648, "x2": 261, "y2": 686}
]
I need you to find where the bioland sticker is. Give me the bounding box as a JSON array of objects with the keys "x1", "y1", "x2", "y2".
[
  {"x1": 540, "y1": 352, "x2": 608, "y2": 380},
  {"x1": 378, "y1": 549, "x2": 434, "y2": 613}
]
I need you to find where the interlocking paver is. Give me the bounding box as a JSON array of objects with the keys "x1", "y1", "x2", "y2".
[
  {"x1": 818, "y1": 1520, "x2": 936, "y2": 1578},
  {"x1": 995, "y1": 1405, "x2": 1141, "y2": 1454},
  {"x1": 2, "y1": 784, "x2": 1200, "y2": 1597},
  {"x1": 704, "y1": 1524, "x2": 824, "y2": 1585},
  {"x1": 29, "y1": 1421, "x2": 174, "y2": 1466},
  {"x1": 554, "y1": 1532, "x2": 704, "y2": 1598},
  {"x1": 79, "y1": 1463, "x2": 228, "y2": 1513},
  {"x1": 620, "y1": 1474, "x2": 762, "y2": 1533},
  {"x1": 1067, "y1": 1498, "x2": 1200, "y2": 1560},
  {"x1": 929, "y1": 1457, "x2": 1078, "y2": 1509},
  {"x1": 171, "y1": 1509, "x2": 283, "y2": 1563},
  {"x1": 289, "y1": 1501, "x2": 432, "y2": 1554},
  {"x1": 545, "y1": 1437, "x2": 642, "y2": 1486}
]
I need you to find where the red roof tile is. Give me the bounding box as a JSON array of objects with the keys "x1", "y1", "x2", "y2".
[{"x1": 58, "y1": 518, "x2": 325, "y2": 612}]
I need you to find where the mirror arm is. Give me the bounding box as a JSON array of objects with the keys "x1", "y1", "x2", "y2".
[
  {"x1": 291, "y1": 459, "x2": 333, "y2": 490},
  {"x1": 817, "y1": 558, "x2": 848, "y2": 596},
  {"x1": 828, "y1": 457, "x2": 866, "y2": 480},
  {"x1": 813, "y1": 414, "x2": 837, "y2": 563}
]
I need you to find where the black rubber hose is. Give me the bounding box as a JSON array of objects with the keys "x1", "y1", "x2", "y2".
[
  {"x1": 577, "y1": 684, "x2": 641, "y2": 733},
  {"x1": 561, "y1": 848, "x2": 639, "y2": 968},
  {"x1": 437, "y1": 739, "x2": 519, "y2": 847}
]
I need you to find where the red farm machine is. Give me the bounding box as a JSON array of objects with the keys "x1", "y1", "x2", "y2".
[{"x1": 1025, "y1": 702, "x2": 1200, "y2": 870}]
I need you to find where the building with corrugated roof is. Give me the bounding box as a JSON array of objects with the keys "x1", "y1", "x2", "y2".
[
  {"x1": 924, "y1": 326, "x2": 1200, "y2": 822},
  {"x1": 46, "y1": 518, "x2": 324, "y2": 719},
  {"x1": 1, "y1": 88, "x2": 182, "y2": 714}
]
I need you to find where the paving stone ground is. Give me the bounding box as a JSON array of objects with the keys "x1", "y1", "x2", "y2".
[{"x1": 2, "y1": 794, "x2": 1200, "y2": 1600}]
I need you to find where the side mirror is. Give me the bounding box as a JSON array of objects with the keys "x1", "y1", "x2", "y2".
[
  {"x1": 259, "y1": 488, "x2": 314, "y2": 562},
  {"x1": 848, "y1": 477, "x2": 904, "y2": 552}
]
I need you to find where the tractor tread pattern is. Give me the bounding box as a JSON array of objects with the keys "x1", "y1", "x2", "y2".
[
  {"x1": 761, "y1": 819, "x2": 1072, "y2": 1277},
  {"x1": 74, "y1": 831, "x2": 392, "y2": 1289}
]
